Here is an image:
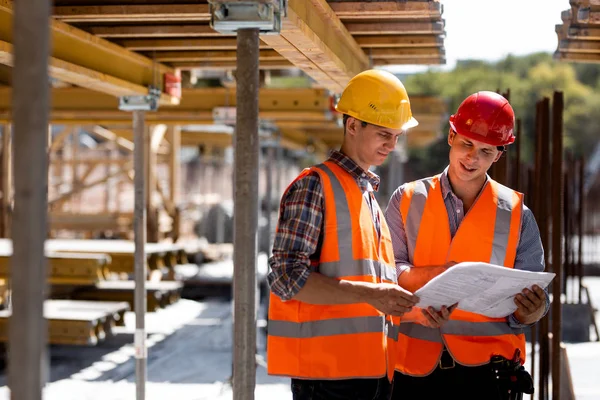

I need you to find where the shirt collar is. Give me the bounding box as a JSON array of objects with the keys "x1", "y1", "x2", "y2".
[
  {"x1": 440, "y1": 166, "x2": 489, "y2": 200},
  {"x1": 327, "y1": 150, "x2": 380, "y2": 191}
]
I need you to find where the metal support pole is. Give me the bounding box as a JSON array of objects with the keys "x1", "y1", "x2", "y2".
[
  {"x1": 551, "y1": 91, "x2": 564, "y2": 400},
  {"x1": 233, "y1": 28, "x2": 259, "y2": 400},
  {"x1": 577, "y1": 157, "x2": 584, "y2": 304},
  {"x1": 265, "y1": 145, "x2": 275, "y2": 255},
  {"x1": 9, "y1": 0, "x2": 51, "y2": 396},
  {"x1": 133, "y1": 111, "x2": 148, "y2": 400}
]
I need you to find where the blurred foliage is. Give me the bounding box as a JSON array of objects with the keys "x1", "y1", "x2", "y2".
[{"x1": 401, "y1": 53, "x2": 600, "y2": 177}]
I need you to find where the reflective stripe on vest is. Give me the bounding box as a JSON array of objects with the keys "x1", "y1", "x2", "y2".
[
  {"x1": 267, "y1": 160, "x2": 397, "y2": 380},
  {"x1": 395, "y1": 175, "x2": 526, "y2": 376}
]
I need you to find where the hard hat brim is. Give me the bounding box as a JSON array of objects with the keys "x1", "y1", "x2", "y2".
[{"x1": 402, "y1": 116, "x2": 419, "y2": 130}]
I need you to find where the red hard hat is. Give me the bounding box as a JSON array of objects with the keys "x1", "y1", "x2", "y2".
[{"x1": 449, "y1": 91, "x2": 515, "y2": 147}]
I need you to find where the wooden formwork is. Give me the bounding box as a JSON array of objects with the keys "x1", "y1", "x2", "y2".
[
  {"x1": 0, "y1": 300, "x2": 129, "y2": 346},
  {"x1": 555, "y1": 0, "x2": 600, "y2": 63}
]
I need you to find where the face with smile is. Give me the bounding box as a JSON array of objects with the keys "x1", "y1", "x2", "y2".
[
  {"x1": 345, "y1": 117, "x2": 404, "y2": 170},
  {"x1": 448, "y1": 130, "x2": 503, "y2": 184}
]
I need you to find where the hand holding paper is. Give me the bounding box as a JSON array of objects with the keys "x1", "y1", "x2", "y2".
[{"x1": 413, "y1": 262, "x2": 555, "y2": 318}]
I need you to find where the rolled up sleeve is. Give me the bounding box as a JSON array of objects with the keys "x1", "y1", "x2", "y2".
[
  {"x1": 384, "y1": 185, "x2": 413, "y2": 279},
  {"x1": 509, "y1": 205, "x2": 550, "y2": 328}
]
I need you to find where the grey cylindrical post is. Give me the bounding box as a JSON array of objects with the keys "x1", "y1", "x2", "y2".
[
  {"x1": 233, "y1": 28, "x2": 260, "y2": 400},
  {"x1": 133, "y1": 110, "x2": 147, "y2": 400},
  {"x1": 9, "y1": 0, "x2": 51, "y2": 398},
  {"x1": 265, "y1": 145, "x2": 275, "y2": 254}
]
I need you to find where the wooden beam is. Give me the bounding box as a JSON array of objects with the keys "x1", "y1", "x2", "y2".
[
  {"x1": 260, "y1": 0, "x2": 369, "y2": 93},
  {"x1": 355, "y1": 35, "x2": 444, "y2": 48},
  {"x1": 567, "y1": 25, "x2": 600, "y2": 39},
  {"x1": 117, "y1": 38, "x2": 270, "y2": 51},
  {"x1": 53, "y1": 4, "x2": 210, "y2": 23},
  {"x1": 329, "y1": 1, "x2": 443, "y2": 20},
  {"x1": 345, "y1": 21, "x2": 445, "y2": 35},
  {"x1": 367, "y1": 47, "x2": 445, "y2": 59},
  {"x1": 87, "y1": 24, "x2": 227, "y2": 39},
  {"x1": 147, "y1": 49, "x2": 285, "y2": 62},
  {"x1": 0, "y1": 0, "x2": 178, "y2": 105},
  {"x1": 0, "y1": 87, "x2": 332, "y2": 112},
  {"x1": 554, "y1": 51, "x2": 600, "y2": 63},
  {"x1": 172, "y1": 60, "x2": 295, "y2": 70},
  {"x1": 90, "y1": 126, "x2": 134, "y2": 152},
  {"x1": 559, "y1": 39, "x2": 600, "y2": 53},
  {"x1": 374, "y1": 57, "x2": 446, "y2": 65}
]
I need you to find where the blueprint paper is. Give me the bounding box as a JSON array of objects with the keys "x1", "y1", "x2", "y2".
[{"x1": 414, "y1": 262, "x2": 555, "y2": 318}]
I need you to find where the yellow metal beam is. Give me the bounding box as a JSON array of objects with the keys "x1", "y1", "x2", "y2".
[
  {"x1": 0, "y1": 0, "x2": 178, "y2": 105},
  {"x1": 260, "y1": 0, "x2": 369, "y2": 93},
  {"x1": 0, "y1": 87, "x2": 331, "y2": 112}
]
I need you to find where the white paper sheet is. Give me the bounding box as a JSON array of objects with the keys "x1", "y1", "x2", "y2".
[{"x1": 414, "y1": 262, "x2": 556, "y2": 318}]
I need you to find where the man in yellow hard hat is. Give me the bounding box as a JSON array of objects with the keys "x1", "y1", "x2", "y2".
[{"x1": 266, "y1": 69, "x2": 420, "y2": 400}]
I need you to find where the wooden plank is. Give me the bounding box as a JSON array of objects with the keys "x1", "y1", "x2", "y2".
[
  {"x1": 118, "y1": 38, "x2": 270, "y2": 51},
  {"x1": 53, "y1": 4, "x2": 211, "y2": 23},
  {"x1": 367, "y1": 47, "x2": 444, "y2": 59},
  {"x1": 554, "y1": 50, "x2": 600, "y2": 62},
  {"x1": 559, "y1": 39, "x2": 600, "y2": 53},
  {"x1": 172, "y1": 59, "x2": 295, "y2": 70},
  {"x1": 345, "y1": 21, "x2": 445, "y2": 35},
  {"x1": 329, "y1": 1, "x2": 442, "y2": 20},
  {"x1": 147, "y1": 49, "x2": 285, "y2": 62},
  {"x1": 567, "y1": 25, "x2": 600, "y2": 39},
  {"x1": 374, "y1": 56, "x2": 446, "y2": 65},
  {"x1": 87, "y1": 24, "x2": 227, "y2": 38},
  {"x1": 355, "y1": 34, "x2": 444, "y2": 48}
]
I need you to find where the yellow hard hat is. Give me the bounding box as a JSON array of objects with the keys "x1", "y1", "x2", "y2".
[{"x1": 335, "y1": 69, "x2": 418, "y2": 130}]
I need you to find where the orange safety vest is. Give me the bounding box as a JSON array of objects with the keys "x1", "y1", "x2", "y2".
[
  {"x1": 394, "y1": 174, "x2": 526, "y2": 377},
  {"x1": 267, "y1": 160, "x2": 398, "y2": 381}
]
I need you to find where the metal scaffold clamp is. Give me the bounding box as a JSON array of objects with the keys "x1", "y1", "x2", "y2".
[
  {"x1": 208, "y1": 0, "x2": 287, "y2": 34},
  {"x1": 118, "y1": 86, "x2": 162, "y2": 112}
]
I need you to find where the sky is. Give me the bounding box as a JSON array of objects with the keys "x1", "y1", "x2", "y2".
[{"x1": 384, "y1": 0, "x2": 568, "y2": 73}]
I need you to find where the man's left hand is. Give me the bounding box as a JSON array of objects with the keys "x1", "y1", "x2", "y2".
[{"x1": 513, "y1": 285, "x2": 546, "y2": 325}]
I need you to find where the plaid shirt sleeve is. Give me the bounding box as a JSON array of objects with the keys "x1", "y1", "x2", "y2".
[
  {"x1": 267, "y1": 172, "x2": 324, "y2": 301},
  {"x1": 508, "y1": 204, "x2": 550, "y2": 328}
]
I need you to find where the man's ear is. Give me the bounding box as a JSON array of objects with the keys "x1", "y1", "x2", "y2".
[
  {"x1": 448, "y1": 129, "x2": 455, "y2": 146},
  {"x1": 346, "y1": 117, "x2": 357, "y2": 136},
  {"x1": 493, "y1": 150, "x2": 503, "y2": 163}
]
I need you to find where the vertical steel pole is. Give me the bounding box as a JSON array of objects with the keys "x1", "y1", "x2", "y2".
[
  {"x1": 551, "y1": 91, "x2": 564, "y2": 400},
  {"x1": 9, "y1": 0, "x2": 51, "y2": 397},
  {"x1": 265, "y1": 145, "x2": 275, "y2": 255},
  {"x1": 233, "y1": 28, "x2": 260, "y2": 400},
  {"x1": 577, "y1": 158, "x2": 584, "y2": 304},
  {"x1": 133, "y1": 111, "x2": 148, "y2": 400}
]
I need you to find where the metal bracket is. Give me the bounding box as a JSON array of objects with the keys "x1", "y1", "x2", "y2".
[
  {"x1": 209, "y1": 0, "x2": 287, "y2": 34},
  {"x1": 118, "y1": 87, "x2": 162, "y2": 112}
]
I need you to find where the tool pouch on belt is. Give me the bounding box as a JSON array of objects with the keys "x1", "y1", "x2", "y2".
[{"x1": 490, "y1": 350, "x2": 534, "y2": 400}]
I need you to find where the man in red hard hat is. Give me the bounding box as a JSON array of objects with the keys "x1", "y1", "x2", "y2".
[{"x1": 385, "y1": 91, "x2": 548, "y2": 399}]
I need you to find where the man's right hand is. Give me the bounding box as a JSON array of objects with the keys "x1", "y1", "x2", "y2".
[{"x1": 366, "y1": 283, "x2": 419, "y2": 316}]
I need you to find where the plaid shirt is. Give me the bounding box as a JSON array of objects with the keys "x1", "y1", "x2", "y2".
[
  {"x1": 267, "y1": 150, "x2": 381, "y2": 301},
  {"x1": 384, "y1": 167, "x2": 549, "y2": 328}
]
